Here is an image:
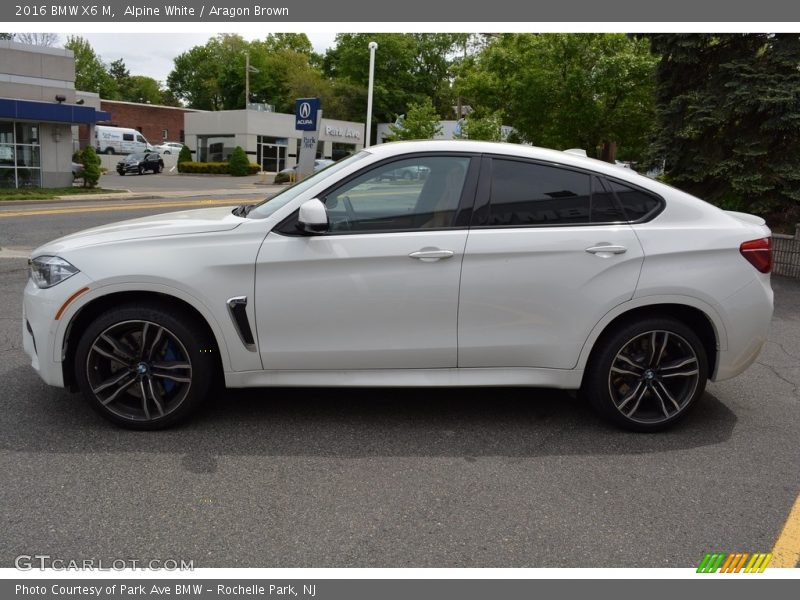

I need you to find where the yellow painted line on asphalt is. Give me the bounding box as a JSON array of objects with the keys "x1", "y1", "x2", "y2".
[
  {"x1": 0, "y1": 198, "x2": 250, "y2": 219},
  {"x1": 771, "y1": 494, "x2": 800, "y2": 567}
]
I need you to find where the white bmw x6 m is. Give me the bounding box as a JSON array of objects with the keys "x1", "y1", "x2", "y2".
[{"x1": 23, "y1": 141, "x2": 773, "y2": 431}]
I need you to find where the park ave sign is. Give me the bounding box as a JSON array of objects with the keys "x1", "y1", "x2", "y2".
[{"x1": 325, "y1": 125, "x2": 361, "y2": 140}]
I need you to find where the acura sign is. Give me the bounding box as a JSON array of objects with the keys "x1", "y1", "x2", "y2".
[{"x1": 295, "y1": 97, "x2": 320, "y2": 131}]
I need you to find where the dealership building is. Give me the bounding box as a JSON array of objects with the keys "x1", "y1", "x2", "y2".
[
  {"x1": 0, "y1": 40, "x2": 110, "y2": 188},
  {"x1": 184, "y1": 108, "x2": 364, "y2": 172}
]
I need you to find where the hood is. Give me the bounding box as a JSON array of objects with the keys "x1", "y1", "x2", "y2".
[{"x1": 33, "y1": 206, "x2": 243, "y2": 256}]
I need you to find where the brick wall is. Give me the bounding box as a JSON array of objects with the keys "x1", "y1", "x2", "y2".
[{"x1": 98, "y1": 101, "x2": 200, "y2": 145}]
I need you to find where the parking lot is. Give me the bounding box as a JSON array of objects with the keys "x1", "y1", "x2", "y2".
[
  {"x1": 0, "y1": 197, "x2": 797, "y2": 568},
  {"x1": 0, "y1": 250, "x2": 800, "y2": 567}
]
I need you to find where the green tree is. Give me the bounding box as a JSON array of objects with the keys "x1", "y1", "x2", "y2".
[
  {"x1": 65, "y1": 36, "x2": 119, "y2": 99},
  {"x1": 384, "y1": 98, "x2": 442, "y2": 141},
  {"x1": 458, "y1": 112, "x2": 504, "y2": 141},
  {"x1": 649, "y1": 34, "x2": 800, "y2": 224},
  {"x1": 124, "y1": 75, "x2": 165, "y2": 105},
  {"x1": 167, "y1": 37, "x2": 230, "y2": 109},
  {"x1": 324, "y1": 34, "x2": 466, "y2": 129},
  {"x1": 108, "y1": 58, "x2": 130, "y2": 89},
  {"x1": 456, "y1": 33, "x2": 657, "y2": 161},
  {"x1": 228, "y1": 146, "x2": 251, "y2": 176},
  {"x1": 177, "y1": 145, "x2": 192, "y2": 164},
  {"x1": 79, "y1": 145, "x2": 101, "y2": 188}
]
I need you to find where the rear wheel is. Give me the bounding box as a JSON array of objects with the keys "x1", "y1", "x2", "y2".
[
  {"x1": 582, "y1": 317, "x2": 708, "y2": 432},
  {"x1": 74, "y1": 303, "x2": 217, "y2": 429},
  {"x1": 104, "y1": 147, "x2": 114, "y2": 155}
]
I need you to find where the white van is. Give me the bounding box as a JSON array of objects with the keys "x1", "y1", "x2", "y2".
[{"x1": 95, "y1": 126, "x2": 153, "y2": 155}]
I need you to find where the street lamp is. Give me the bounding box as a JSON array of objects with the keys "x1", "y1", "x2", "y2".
[
  {"x1": 365, "y1": 41, "x2": 377, "y2": 147},
  {"x1": 245, "y1": 52, "x2": 259, "y2": 109}
]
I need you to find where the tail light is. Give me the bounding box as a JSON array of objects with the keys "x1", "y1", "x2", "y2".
[{"x1": 739, "y1": 237, "x2": 772, "y2": 273}]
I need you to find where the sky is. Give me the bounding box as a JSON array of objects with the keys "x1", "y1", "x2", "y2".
[{"x1": 72, "y1": 32, "x2": 339, "y2": 86}]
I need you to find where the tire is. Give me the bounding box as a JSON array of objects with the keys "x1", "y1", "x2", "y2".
[
  {"x1": 118, "y1": 171, "x2": 125, "y2": 176},
  {"x1": 74, "y1": 303, "x2": 217, "y2": 430},
  {"x1": 137, "y1": 166, "x2": 143, "y2": 175},
  {"x1": 582, "y1": 317, "x2": 708, "y2": 432},
  {"x1": 105, "y1": 147, "x2": 114, "y2": 155}
]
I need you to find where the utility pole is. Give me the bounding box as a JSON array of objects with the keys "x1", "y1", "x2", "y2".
[{"x1": 365, "y1": 41, "x2": 378, "y2": 147}]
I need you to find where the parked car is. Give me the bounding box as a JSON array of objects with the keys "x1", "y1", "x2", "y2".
[
  {"x1": 274, "y1": 159, "x2": 335, "y2": 184},
  {"x1": 23, "y1": 141, "x2": 773, "y2": 431},
  {"x1": 377, "y1": 165, "x2": 430, "y2": 181},
  {"x1": 154, "y1": 142, "x2": 184, "y2": 155},
  {"x1": 71, "y1": 162, "x2": 84, "y2": 179},
  {"x1": 116, "y1": 152, "x2": 164, "y2": 175}
]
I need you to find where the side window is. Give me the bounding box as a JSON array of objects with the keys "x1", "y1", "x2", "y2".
[
  {"x1": 136, "y1": 135, "x2": 146, "y2": 143},
  {"x1": 122, "y1": 133, "x2": 134, "y2": 141},
  {"x1": 324, "y1": 156, "x2": 471, "y2": 233},
  {"x1": 591, "y1": 176, "x2": 627, "y2": 223},
  {"x1": 488, "y1": 159, "x2": 591, "y2": 226},
  {"x1": 607, "y1": 179, "x2": 662, "y2": 222}
]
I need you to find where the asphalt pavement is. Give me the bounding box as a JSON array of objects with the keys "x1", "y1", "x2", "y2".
[{"x1": 0, "y1": 187, "x2": 797, "y2": 568}]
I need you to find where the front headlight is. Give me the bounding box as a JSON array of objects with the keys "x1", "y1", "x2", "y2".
[{"x1": 29, "y1": 256, "x2": 80, "y2": 289}]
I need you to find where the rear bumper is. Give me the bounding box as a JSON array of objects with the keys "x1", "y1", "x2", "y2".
[{"x1": 713, "y1": 275, "x2": 773, "y2": 381}]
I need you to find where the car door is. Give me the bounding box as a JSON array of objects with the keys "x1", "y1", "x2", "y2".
[
  {"x1": 458, "y1": 156, "x2": 645, "y2": 369},
  {"x1": 254, "y1": 154, "x2": 479, "y2": 370}
]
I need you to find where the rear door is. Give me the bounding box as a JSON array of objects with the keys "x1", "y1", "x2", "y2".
[{"x1": 458, "y1": 157, "x2": 645, "y2": 369}]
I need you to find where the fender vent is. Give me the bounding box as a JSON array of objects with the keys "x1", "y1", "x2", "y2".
[{"x1": 226, "y1": 296, "x2": 256, "y2": 351}]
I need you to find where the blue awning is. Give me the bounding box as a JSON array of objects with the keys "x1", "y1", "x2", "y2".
[{"x1": 0, "y1": 98, "x2": 111, "y2": 124}]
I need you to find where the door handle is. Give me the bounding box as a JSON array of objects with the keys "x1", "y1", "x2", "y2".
[
  {"x1": 408, "y1": 249, "x2": 455, "y2": 261},
  {"x1": 585, "y1": 244, "x2": 627, "y2": 256}
]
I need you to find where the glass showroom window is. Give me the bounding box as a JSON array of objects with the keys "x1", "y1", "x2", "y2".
[{"x1": 0, "y1": 121, "x2": 41, "y2": 188}]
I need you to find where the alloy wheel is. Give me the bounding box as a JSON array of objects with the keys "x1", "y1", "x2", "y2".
[
  {"x1": 607, "y1": 330, "x2": 700, "y2": 425},
  {"x1": 85, "y1": 320, "x2": 193, "y2": 423}
]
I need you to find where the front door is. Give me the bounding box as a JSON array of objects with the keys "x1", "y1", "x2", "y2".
[{"x1": 255, "y1": 154, "x2": 478, "y2": 370}]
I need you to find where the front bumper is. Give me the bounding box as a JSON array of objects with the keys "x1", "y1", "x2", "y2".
[{"x1": 22, "y1": 272, "x2": 93, "y2": 388}]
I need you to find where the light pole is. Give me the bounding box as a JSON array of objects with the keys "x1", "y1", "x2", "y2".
[
  {"x1": 365, "y1": 41, "x2": 377, "y2": 147},
  {"x1": 245, "y1": 52, "x2": 259, "y2": 109}
]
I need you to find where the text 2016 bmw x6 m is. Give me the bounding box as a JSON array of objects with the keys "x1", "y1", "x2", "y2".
[{"x1": 23, "y1": 141, "x2": 773, "y2": 431}]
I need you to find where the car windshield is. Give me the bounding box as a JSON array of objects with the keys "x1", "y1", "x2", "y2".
[{"x1": 247, "y1": 151, "x2": 370, "y2": 219}]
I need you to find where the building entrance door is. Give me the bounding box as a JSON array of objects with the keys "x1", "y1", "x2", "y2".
[{"x1": 261, "y1": 144, "x2": 287, "y2": 172}]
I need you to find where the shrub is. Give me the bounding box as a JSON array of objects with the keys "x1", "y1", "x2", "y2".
[
  {"x1": 228, "y1": 146, "x2": 251, "y2": 177},
  {"x1": 177, "y1": 145, "x2": 192, "y2": 172},
  {"x1": 176, "y1": 161, "x2": 259, "y2": 175},
  {"x1": 80, "y1": 145, "x2": 101, "y2": 188}
]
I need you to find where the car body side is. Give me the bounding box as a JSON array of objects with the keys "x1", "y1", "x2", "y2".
[{"x1": 22, "y1": 141, "x2": 773, "y2": 394}]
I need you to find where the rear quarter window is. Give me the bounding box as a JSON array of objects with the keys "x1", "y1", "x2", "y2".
[{"x1": 606, "y1": 179, "x2": 663, "y2": 222}]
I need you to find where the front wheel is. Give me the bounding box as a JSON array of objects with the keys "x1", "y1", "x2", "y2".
[
  {"x1": 74, "y1": 303, "x2": 217, "y2": 429},
  {"x1": 582, "y1": 317, "x2": 708, "y2": 432}
]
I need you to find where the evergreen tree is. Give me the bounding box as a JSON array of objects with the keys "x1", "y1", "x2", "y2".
[
  {"x1": 228, "y1": 146, "x2": 251, "y2": 176},
  {"x1": 80, "y1": 145, "x2": 101, "y2": 189},
  {"x1": 650, "y1": 34, "x2": 800, "y2": 224}
]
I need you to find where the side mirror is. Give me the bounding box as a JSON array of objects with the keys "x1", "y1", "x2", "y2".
[{"x1": 297, "y1": 198, "x2": 328, "y2": 234}]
